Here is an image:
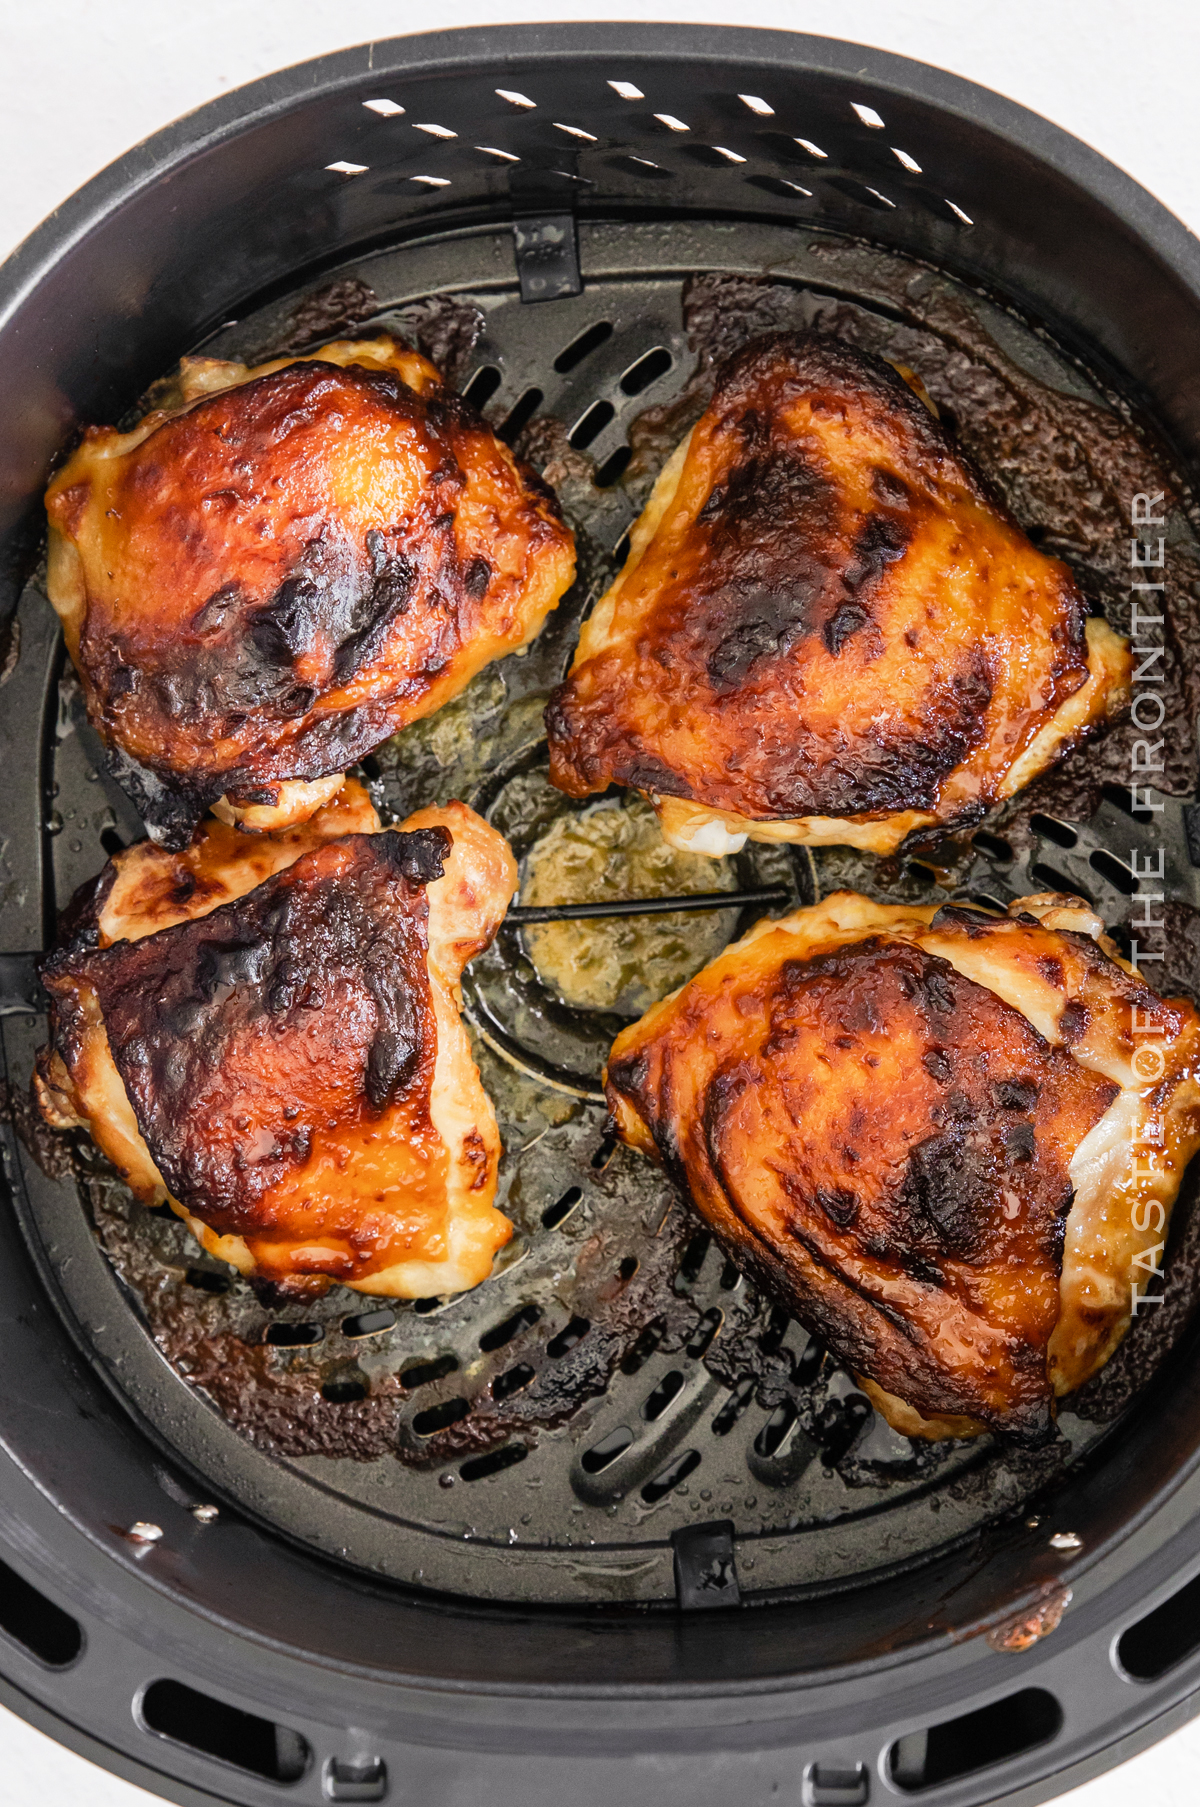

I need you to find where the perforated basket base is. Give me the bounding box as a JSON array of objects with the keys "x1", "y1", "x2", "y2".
[{"x1": 5, "y1": 216, "x2": 1199, "y2": 1609}]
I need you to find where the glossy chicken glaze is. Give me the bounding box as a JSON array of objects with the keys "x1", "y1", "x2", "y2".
[
  {"x1": 45, "y1": 337, "x2": 575, "y2": 845},
  {"x1": 548, "y1": 333, "x2": 1131, "y2": 857},
  {"x1": 606, "y1": 891, "x2": 1200, "y2": 1442},
  {"x1": 37, "y1": 784, "x2": 518, "y2": 1298}
]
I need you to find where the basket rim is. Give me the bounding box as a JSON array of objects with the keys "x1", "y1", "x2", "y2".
[{"x1": 3, "y1": 21, "x2": 1200, "y2": 336}]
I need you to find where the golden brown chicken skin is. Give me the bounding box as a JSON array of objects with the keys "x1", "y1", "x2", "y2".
[
  {"x1": 45, "y1": 337, "x2": 575, "y2": 846},
  {"x1": 606, "y1": 892, "x2": 1200, "y2": 1444},
  {"x1": 548, "y1": 333, "x2": 1130, "y2": 858},
  {"x1": 36, "y1": 788, "x2": 518, "y2": 1299}
]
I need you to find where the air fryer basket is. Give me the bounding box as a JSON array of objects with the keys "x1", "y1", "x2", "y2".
[{"x1": 3, "y1": 24, "x2": 1200, "y2": 1807}]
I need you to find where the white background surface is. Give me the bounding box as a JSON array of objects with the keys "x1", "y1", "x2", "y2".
[{"x1": 2, "y1": 2, "x2": 1200, "y2": 1802}]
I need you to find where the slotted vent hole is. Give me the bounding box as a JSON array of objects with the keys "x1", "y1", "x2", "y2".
[
  {"x1": 1031, "y1": 813, "x2": 1079, "y2": 849},
  {"x1": 542, "y1": 1185, "x2": 583, "y2": 1229},
  {"x1": 1118, "y1": 1569, "x2": 1200, "y2": 1679},
  {"x1": 759, "y1": 1304, "x2": 791, "y2": 1355},
  {"x1": 612, "y1": 530, "x2": 632, "y2": 566},
  {"x1": 620, "y1": 346, "x2": 673, "y2": 395},
  {"x1": 621, "y1": 1316, "x2": 665, "y2": 1374},
  {"x1": 594, "y1": 444, "x2": 633, "y2": 488},
  {"x1": 641, "y1": 1448, "x2": 701, "y2": 1503},
  {"x1": 611, "y1": 154, "x2": 673, "y2": 180},
  {"x1": 480, "y1": 1302, "x2": 542, "y2": 1353},
  {"x1": 0, "y1": 1554, "x2": 82, "y2": 1668},
  {"x1": 973, "y1": 830, "x2": 1014, "y2": 864},
  {"x1": 889, "y1": 1687, "x2": 1061, "y2": 1791},
  {"x1": 719, "y1": 1259, "x2": 744, "y2": 1291},
  {"x1": 581, "y1": 1425, "x2": 634, "y2": 1473},
  {"x1": 676, "y1": 1230, "x2": 711, "y2": 1287},
  {"x1": 687, "y1": 1308, "x2": 723, "y2": 1359},
  {"x1": 460, "y1": 1444, "x2": 528, "y2": 1483},
  {"x1": 688, "y1": 144, "x2": 745, "y2": 169},
  {"x1": 342, "y1": 1307, "x2": 396, "y2": 1339},
  {"x1": 140, "y1": 1680, "x2": 309, "y2": 1783},
  {"x1": 462, "y1": 364, "x2": 502, "y2": 409},
  {"x1": 1090, "y1": 850, "x2": 1139, "y2": 895},
  {"x1": 814, "y1": 1393, "x2": 873, "y2": 1464},
  {"x1": 499, "y1": 387, "x2": 543, "y2": 443},
  {"x1": 553, "y1": 320, "x2": 614, "y2": 372},
  {"x1": 755, "y1": 1398, "x2": 799, "y2": 1458},
  {"x1": 99, "y1": 826, "x2": 126, "y2": 856},
  {"x1": 412, "y1": 1295, "x2": 444, "y2": 1315},
  {"x1": 1102, "y1": 782, "x2": 1154, "y2": 820},
  {"x1": 547, "y1": 1316, "x2": 590, "y2": 1358},
  {"x1": 570, "y1": 399, "x2": 616, "y2": 450},
  {"x1": 492, "y1": 1362, "x2": 536, "y2": 1402},
  {"x1": 412, "y1": 1397, "x2": 470, "y2": 1437},
  {"x1": 591, "y1": 1133, "x2": 618, "y2": 1169},
  {"x1": 185, "y1": 1267, "x2": 230, "y2": 1295},
  {"x1": 618, "y1": 1255, "x2": 639, "y2": 1283},
  {"x1": 825, "y1": 175, "x2": 894, "y2": 209},
  {"x1": 264, "y1": 1322, "x2": 323, "y2": 1348},
  {"x1": 747, "y1": 175, "x2": 814, "y2": 201},
  {"x1": 712, "y1": 1376, "x2": 755, "y2": 1435},
  {"x1": 909, "y1": 190, "x2": 975, "y2": 226},
  {"x1": 1030, "y1": 862, "x2": 1092, "y2": 904},
  {"x1": 322, "y1": 1377, "x2": 368, "y2": 1405},
  {"x1": 793, "y1": 1339, "x2": 826, "y2": 1386},
  {"x1": 400, "y1": 1353, "x2": 458, "y2": 1390},
  {"x1": 642, "y1": 1370, "x2": 685, "y2": 1421},
  {"x1": 964, "y1": 890, "x2": 1009, "y2": 914}
]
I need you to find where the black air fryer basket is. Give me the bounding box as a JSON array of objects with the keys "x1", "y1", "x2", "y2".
[{"x1": 3, "y1": 24, "x2": 1200, "y2": 1807}]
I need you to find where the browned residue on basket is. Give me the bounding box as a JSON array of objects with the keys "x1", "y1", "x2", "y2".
[{"x1": 985, "y1": 1583, "x2": 1073, "y2": 1653}]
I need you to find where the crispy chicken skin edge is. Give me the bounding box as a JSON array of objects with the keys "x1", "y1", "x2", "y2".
[
  {"x1": 35, "y1": 787, "x2": 518, "y2": 1299},
  {"x1": 562, "y1": 417, "x2": 1132, "y2": 860},
  {"x1": 604, "y1": 889, "x2": 1200, "y2": 1442},
  {"x1": 44, "y1": 337, "x2": 576, "y2": 838}
]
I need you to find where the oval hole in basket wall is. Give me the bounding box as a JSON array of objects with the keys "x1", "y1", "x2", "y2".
[{"x1": 141, "y1": 1679, "x2": 310, "y2": 1782}]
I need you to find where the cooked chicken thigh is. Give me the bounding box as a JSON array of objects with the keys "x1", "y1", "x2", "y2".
[
  {"x1": 606, "y1": 890, "x2": 1200, "y2": 1443},
  {"x1": 36, "y1": 782, "x2": 518, "y2": 1298},
  {"x1": 548, "y1": 333, "x2": 1130, "y2": 858},
  {"x1": 45, "y1": 336, "x2": 575, "y2": 846}
]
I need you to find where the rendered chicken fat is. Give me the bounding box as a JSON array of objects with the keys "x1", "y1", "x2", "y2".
[{"x1": 605, "y1": 889, "x2": 1200, "y2": 1442}]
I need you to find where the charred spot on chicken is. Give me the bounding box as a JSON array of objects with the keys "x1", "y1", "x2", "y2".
[
  {"x1": 45, "y1": 337, "x2": 575, "y2": 846},
  {"x1": 36, "y1": 783, "x2": 518, "y2": 1300},
  {"x1": 605, "y1": 890, "x2": 1200, "y2": 1444},
  {"x1": 547, "y1": 332, "x2": 1131, "y2": 858}
]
